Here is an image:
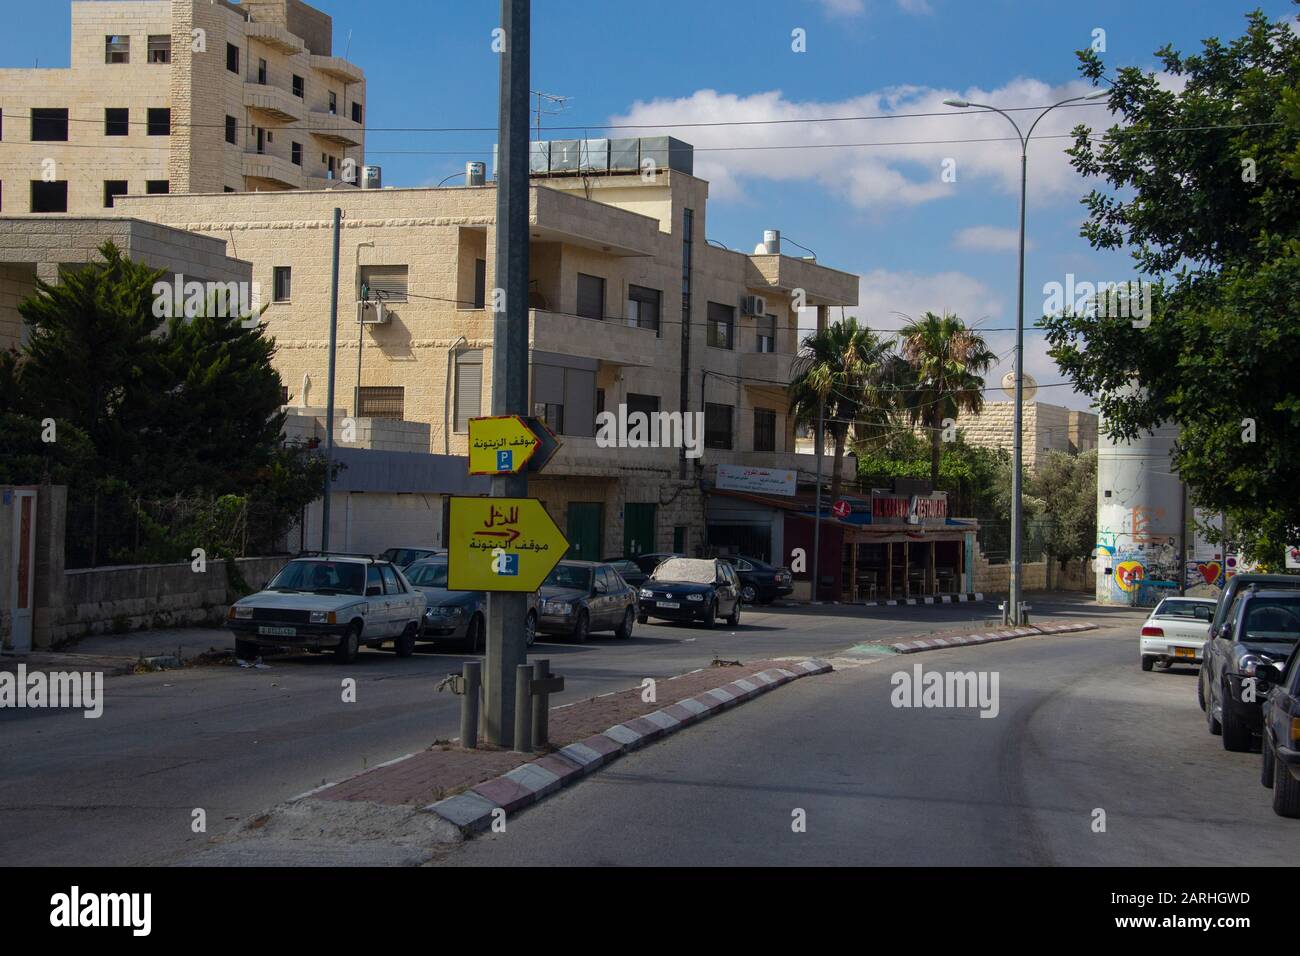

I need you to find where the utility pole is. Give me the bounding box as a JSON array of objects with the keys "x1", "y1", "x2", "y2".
[
  {"x1": 320, "y1": 206, "x2": 341, "y2": 551},
  {"x1": 810, "y1": 398, "x2": 823, "y2": 604},
  {"x1": 483, "y1": 0, "x2": 531, "y2": 747}
]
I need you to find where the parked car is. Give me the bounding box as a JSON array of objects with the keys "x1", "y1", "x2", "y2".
[
  {"x1": 537, "y1": 561, "x2": 638, "y2": 643},
  {"x1": 602, "y1": 557, "x2": 649, "y2": 590},
  {"x1": 226, "y1": 552, "x2": 426, "y2": 663},
  {"x1": 1139, "y1": 596, "x2": 1217, "y2": 671},
  {"x1": 630, "y1": 552, "x2": 685, "y2": 576},
  {"x1": 718, "y1": 554, "x2": 794, "y2": 604},
  {"x1": 1202, "y1": 588, "x2": 1300, "y2": 751},
  {"x1": 379, "y1": 546, "x2": 446, "y2": 571},
  {"x1": 637, "y1": 557, "x2": 742, "y2": 628},
  {"x1": 1208, "y1": 572, "x2": 1300, "y2": 643},
  {"x1": 1259, "y1": 643, "x2": 1300, "y2": 818},
  {"x1": 404, "y1": 556, "x2": 537, "y2": 650}
]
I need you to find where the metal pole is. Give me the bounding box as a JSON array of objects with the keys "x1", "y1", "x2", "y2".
[
  {"x1": 321, "y1": 206, "x2": 341, "y2": 551},
  {"x1": 513, "y1": 663, "x2": 533, "y2": 754},
  {"x1": 461, "y1": 660, "x2": 481, "y2": 748},
  {"x1": 484, "y1": 0, "x2": 531, "y2": 747},
  {"x1": 811, "y1": 397, "x2": 824, "y2": 604},
  {"x1": 1008, "y1": 151, "x2": 1027, "y2": 626},
  {"x1": 531, "y1": 658, "x2": 548, "y2": 748},
  {"x1": 1179, "y1": 480, "x2": 1188, "y2": 596}
]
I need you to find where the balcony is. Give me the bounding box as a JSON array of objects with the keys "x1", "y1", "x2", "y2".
[
  {"x1": 242, "y1": 152, "x2": 304, "y2": 189},
  {"x1": 310, "y1": 55, "x2": 364, "y2": 84},
  {"x1": 738, "y1": 350, "x2": 794, "y2": 387},
  {"x1": 530, "y1": 310, "x2": 658, "y2": 367},
  {"x1": 246, "y1": 21, "x2": 305, "y2": 55},
  {"x1": 746, "y1": 254, "x2": 859, "y2": 307},
  {"x1": 244, "y1": 82, "x2": 306, "y2": 124},
  {"x1": 308, "y1": 175, "x2": 358, "y2": 191},
  {"x1": 308, "y1": 109, "x2": 364, "y2": 147}
]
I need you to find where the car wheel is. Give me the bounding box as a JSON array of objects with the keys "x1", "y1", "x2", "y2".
[
  {"x1": 615, "y1": 607, "x2": 635, "y2": 640},
  {"x1": 636, "y1": 611, "x2": 648, "y2": 625},
  {"x1": 1262, "y1": 738, "x2": 1275, "y2": 789},
  {"x1": 1197, "y1": 669, "x2": 1207, "y2": 711},
  {"x1": 740, "y1": 584, "x2": 757, "y2": 604},
  {"x1": 333, "y1": 624, "x2": 360, "y2": 665},
  {"x1": 466, "y1": 613, "x2": 485, "y2": 653},
  {"x1": 701, "y1": 600, "x2": 717, "y2": 629},
  {"x1": 727, "y1": 599, "x2": 741, "y2": 627},
  {"x1": 572, "y1": 610, "x2": 590, "y2": 644},
  {"x1": 394, "y1": 622, "x2": 417, "y2": 658},
  {"x1": 1220, "y1": 681, "x2": 1251, "y2": 752},
  {"x1": 1274, "y1": 749, "x2": 1300, "y2": 818},
  {"x1": 1141, "y1": 655, "x2": 1154, "y2": 672},
  {"x1": 525, "y1": 611, "x2": 537, "y2": 647}
]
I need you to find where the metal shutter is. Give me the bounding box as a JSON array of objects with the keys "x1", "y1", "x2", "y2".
[
  {"x1": 361, "y1": 265, "x2": 409, "y2": 302},
  {"x1": 454, "y1": 351, "x2": 483, "y2": 431}
]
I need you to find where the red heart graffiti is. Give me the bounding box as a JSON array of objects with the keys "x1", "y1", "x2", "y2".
[{"x1": 1199, "y1": 562, "x2": 1221, "y2": 585}]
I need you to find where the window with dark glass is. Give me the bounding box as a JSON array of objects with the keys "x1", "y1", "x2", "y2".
[
  {"x1": 627, "y1": 393, "x2": 660, "y2": 419},
  {"x1": 351, "y1": 102, "x2": 363, "y2": 124},
  {"x1": 705, "y1": 402, "x2": 734, "y2": 450},
  {"x1": 757, "y1": 313, "x2": 777, "y2": 353},
  {"x1": 103, "y1": 180, "x2": 128, "y2": 208},
  {"x1": 707, "y1": 301, "x2": 735, "y2": 350},
  {"x1": 576, "y1": 273, "x2": 605, "y2": 320},
  {"x1": 105, "y1": 35, "x2": 129, "y2": 64},
  {"x1": 145, "y1": 180, "x2": 169, "y2": 194},
  {"x1": 225, "y1": 115, "x2": 237, "y2": 145},
  {"x1": 292, "y1": 74, "x2": 304, "y2": 98},
  {"x1": 31, "y1": 108, "x2": 69, "y2": 142},
  {"x1": 754, "y1": 407, "x2": 777, "y2": 452},
  {"x1": 148, "y1": 35, "x2": 171, "y2": 64},
  {"x1": 291, "y1": 141, "x2": 302, "y2": 166},
  {"x1": 105, "y1": 108, "x2": 129, "y2": 136},
  {"x1": 226, "y1": 43, "x2": 239, "y2": 74},
  {"x1": 328, "y1": 91, "x2": 337, "y2": 115},
  {"x1": 626, "y1": 284, "x2": 661, "y2": 333},
  {"x1": 146, "y1": 108, "x2": 170, "y2": 136},
  {"x1": 30, "y1": 180, "x2": 68, "y2": 213},
  {"x1": 257, "y1": 58, "x2": 267, "y2": 84},
  {"x1": 273, "y1": 266, "x2": 292, "y2": 302}
]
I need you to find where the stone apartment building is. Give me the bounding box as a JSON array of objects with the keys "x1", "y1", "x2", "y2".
[
  {"x1": 119, "y1": 138, "x2": 860, "y2": 559},
  {"x1": 953, "y1": 400, "x2": 1098, "y2": 471},
  {"x1": 0, "y1": 0, "x2": 365, "y2": 215}
]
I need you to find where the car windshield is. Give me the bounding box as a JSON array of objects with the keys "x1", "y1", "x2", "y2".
[
  {"x1": 1155, "y1": 600, "x2": 1216, "y2": 618},
  {"x1": 267, "y1": 560, "x2": 365, "y2": 596},
  {"x1": 544, "y1": 565, "x2": 592, "y2": 590},
  {"x1": 406, "y1": 561, "x2": 449, "y2": 588},
  {"x1": 381, "y1": 548, "x2": 435, "y2": 567},
  {"x1": 652, "y1": 558, "x2": 716, "y2": 583},
  {"x1": 1241, "y1": 599, "x2": 1300, "y2": 643}
]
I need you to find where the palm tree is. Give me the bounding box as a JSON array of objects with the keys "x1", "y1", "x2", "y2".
[
  {"x1": 788, "y1": 318, "x2": 895, "y2": 507},
  {"x1": 897, "y1": 311, "x2": 998, "y2": 485}
]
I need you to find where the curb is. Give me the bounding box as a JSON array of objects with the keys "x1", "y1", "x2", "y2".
[
  {"x1": 780, "y1": 592, "x2": 986, "y2": 609},
  {"x1": 888, "y1": 621, "x2": 1097, "y2": 654},
  {"x1": 424, "y1": 658, "x2": 833, "y2": 834}
]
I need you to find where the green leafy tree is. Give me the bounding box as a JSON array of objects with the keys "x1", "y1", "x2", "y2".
[
  {"x1": 1043, "y1": 8, "x2": 1300, "y2": 563},
  {"x1": 1027, "y1": 449, "x2": 1098, "y2": 569},
  {"x1": 897, "y1": 311, "x2": 998, "y2": 485}
]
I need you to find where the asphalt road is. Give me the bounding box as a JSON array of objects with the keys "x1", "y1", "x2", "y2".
[
  {"x1": 0, "y1": 595, "x2": 1047, "y2": 866},
  {"x1": 440, "y1": 607, "x2": 1298, "y2": 866}
]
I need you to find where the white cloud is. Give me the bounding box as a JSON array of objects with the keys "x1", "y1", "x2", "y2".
[
  {"x1": 952, "y1": 225, "x2": 1032, "y2": 253},
  {"x1": 812, "y1": 0, "x2": 866, "y2": 15},
  {"x1": 609, "y1": 78, "x2": 1108, "y2": 210}
]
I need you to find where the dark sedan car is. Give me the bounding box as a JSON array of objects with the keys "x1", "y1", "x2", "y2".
[
  {"x1": 719, "y1": 554, "x2": 794, "y2": 604},
  {"x1": 637, "y1": 557, "x2": 741, "y2": 628},
  {"x1": 404, "y1": 556, "x2": 537, "y2": 650},
  {"x1": 1260, "y1": 643, "x2": 1300, "y2": 817},
  {"x1": 602, "y1": 557, "x2": 649, "y2": 589},
  {"x1": 1203, "y1": 588, "x2": 1300, "y2": 751},
  {"x1": 630, "y1": 552, "x2": 685, "y2": 576},
  {"x1": 537, "y1": 561, "x2": 638, "y2": 643}
]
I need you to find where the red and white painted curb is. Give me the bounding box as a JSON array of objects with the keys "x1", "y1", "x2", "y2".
[
  {"x1": 888, "y1": 621, "x2": 1097, "y2": 654},
  {"x1": 426, "y1": 659, "x2": 833, "y2": 833}
]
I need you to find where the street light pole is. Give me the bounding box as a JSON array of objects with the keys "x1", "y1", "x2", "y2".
[{"x1": 943, "y1": 90, "x2": 1106, "y2": 625}]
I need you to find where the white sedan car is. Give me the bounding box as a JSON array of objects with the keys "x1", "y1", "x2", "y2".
[{"x1": 1140, "y1": 596, "x2": 1218, "y2": 671}]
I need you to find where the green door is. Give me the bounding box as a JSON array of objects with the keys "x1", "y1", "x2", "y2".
[
  {"x1": 623, "y1": 503, "x2": 656, "y2": 558},
  {"x1": 566, "y1": 502, "x2": 603, "y2": 561}
]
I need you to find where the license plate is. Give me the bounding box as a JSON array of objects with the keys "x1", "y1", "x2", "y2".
[
  {"x1": 658, "y1": 601, "x2": 680, "y2": 609},
  {"x1": 258, "y1": 626, "x2": 296, "y2": 637},
  {"x1": 1174, "y1": 647, "x2": 1196, "y2": 658}
]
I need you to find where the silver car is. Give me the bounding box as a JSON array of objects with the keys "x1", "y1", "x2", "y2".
[{"x1": 405, "y1": 556, "x2": 537, "y2": 651}]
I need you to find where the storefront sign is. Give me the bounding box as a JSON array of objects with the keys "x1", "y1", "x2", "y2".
[
  {"x1": 871, "y1": 492, "x2": 948, "y2": 526},
  {"x1": 716, "y1": 464, "x2": 797, "y2": 497}
]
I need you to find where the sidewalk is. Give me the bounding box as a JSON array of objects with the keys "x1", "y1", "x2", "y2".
[{"x1": 1, "y1": 626, "x2": 229, "y2": 675}]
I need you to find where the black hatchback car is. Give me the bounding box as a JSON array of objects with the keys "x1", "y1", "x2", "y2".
[
  {"x1": 719, "y1": 555, "x2": 794, "y2": 604},
  {"x1": 1203, "y1": 588, "x2": 1300, "y2": 751},
  {"x1": 637, "y1": 557, "x2": 742, "y2": 628},
  {"x1": 1260, "y1": 643, "x2": 1300, "y2": 818}
]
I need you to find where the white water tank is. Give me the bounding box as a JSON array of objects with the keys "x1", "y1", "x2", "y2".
[
  {"x1": 465, "y1": 162, "x2": 486, "y2": 186},
  {"x1": 360, "y1": 165, "x2": 382, "y2": 189}
]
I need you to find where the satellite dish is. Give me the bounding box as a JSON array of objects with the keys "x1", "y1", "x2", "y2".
[{"x1": 1001, "y1": 371, "x2": 1038, "y2": 403}]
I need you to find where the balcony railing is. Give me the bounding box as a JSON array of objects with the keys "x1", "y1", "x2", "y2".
[
  {"x1": 243, "y1": 82, "x2": 305, "y2": 123},
  {"x1": 246, "y1": 20, "x2": 304, "y2": 55},
  {"x1": 308, "y1": 109, "x2": 364, "y2": 147},
  {"x1": 309, "y1": 54, "x2": 364, "y2": 84},
  {"x1": 738, "y1": 350, "x2": 794, "y2": 386},
  {"x1": 242, "y1": 151, "x2": 304, "y2": 189},
  {"x1": 529, "y1": 309, "x2": 659, "y2": 367}
]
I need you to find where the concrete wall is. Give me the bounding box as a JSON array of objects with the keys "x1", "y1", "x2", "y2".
[{"x1": 952, "y1": 401, "x2": 1099, "y2": 472}]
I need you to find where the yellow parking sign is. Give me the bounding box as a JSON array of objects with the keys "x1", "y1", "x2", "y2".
[
  {"x1": 447, "y1": 497, "x2": 569, "y2": 592},
  {"x1": 468, "y1": 416, "x2": 540, "y2": 475}
]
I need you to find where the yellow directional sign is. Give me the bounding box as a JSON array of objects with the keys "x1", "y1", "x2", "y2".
[
  {"x1": 468, "y1": 416, "x2": 540, "y2": 476},
  {"x1": 447, "y1": 496, "x2": 569, "y2": 592}
]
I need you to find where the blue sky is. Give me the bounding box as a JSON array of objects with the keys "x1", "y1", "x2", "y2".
[{"x1": 5, "y1": 0, "x2": 1296, "y2": 409}]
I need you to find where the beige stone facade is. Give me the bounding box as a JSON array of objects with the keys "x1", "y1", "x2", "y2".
[
  {"x1": 0, "y1": 0, "x2": 365, "y2": 216},
  {"x1": 118, "y1": 160, "x2": 859, "y2": 558},
  {"x1": 953, "y1": 400, "x2": 1098, "y2": 471}
]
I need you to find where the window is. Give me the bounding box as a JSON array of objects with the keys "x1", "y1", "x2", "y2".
[
  {"x1": 273, "y1": 266, "x2": 292, "y2": 302},
  {"x1": 146, "y1": 108, "x2": 170, "y2": 136},
  {"x1": 576, "y1": 273, "x2": 605, "y2": 320},
  {"x1": 104, "y1": 108, "x2": 129, "y2": 137},
  {"x1": 148, "y1": 35, "x2": 171, "y2": 64},
  {"x1": 226, "y1": 42, "x2": 240, "y2": 74},
  {"x1": 356, "y1": 386, "x2": 404, "y2": 420},
  {"x1": 224, "y1": 115, "x2": 238, "y2": 145},
  {"x1": 103, "y1": 180, "x2": 128, "y2": 208},
  {"x1": 626, "y1": 284, "x2": 661, "y2": 333},
  {"x1": 533, "y1": 363, "x2": 596, "y2": 438},
  {"x1": 30, "y1": 180, "x2": 68, "y2": 213},
  {"x1": 534, "y1": 403, "x2": 564, "y2": 434},
  {"x1": 473, "y1": 258, "x2": 486, "y2": 309},
  {"x1": 351, "y1": 102, "x2": 363, "y2": 124},
  {"x1": 754, "y1": 407, "x2": 777, "y2": 452},
  {"x1": 292, "y1": 74, "x2": 304, "y2": 98},
  {"x1": 757, "y1": 313, "x2": 776, "y2": 353},
  {"x1": 328, "y1": 91, "x2": 337, "y2": 115},
  {"x1": 707, "y1": 301, "x2": 735, "y2": 350},
  {"x1": 359, "y1": 265, "x2": 408, "y2": 303},
  {"x1": 627, "y1": 393, "x2": 660, "y2": 419},
  {"x1": 146, "y1": 180, "x2": 170, "y2": 194},
  {"x1": 705, "y1": 402, "x2": 734, "y2": 450},
  {"x1": 291, "y1": 141, "x2": 302, "y2": 166},
  {"x1": 380, "y1": 564, "x2": 402, "y2": 594},
  {"x1": 454, "y1": 351, "x2": 483, "y2": 432},
  {"x1": 105, "y1": 35, "x2": 130, "y2": 64},
  {"x1": 31, "y1": 108, "x2": 69, "y2": 142},
  {"x1": 366, "y1": 565, "x2": 382, "y2": 595},
  {"x1": 257, "y1": 58, "x2": 267, "y2": 85}
]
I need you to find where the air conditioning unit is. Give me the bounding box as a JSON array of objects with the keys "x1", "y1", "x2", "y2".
[
  {"x1": 741, "y1": 295, "x2": 767, "y2": 317},
  {"x1": 357, "y1": 300, "x2": 391, "y2": 325}
]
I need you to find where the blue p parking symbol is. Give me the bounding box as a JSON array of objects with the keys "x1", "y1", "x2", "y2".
[
  {"x1": 496, "y1": 553, "x2": 519, "y2": 576},
  {"x1": 497, "y1": 449, "x2": 513, "y2": 471}
]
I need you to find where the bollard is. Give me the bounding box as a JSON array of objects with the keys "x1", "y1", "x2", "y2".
[
  {"x1": 461, "y1": 660, "x2": 481, "y2": 749},
  {"x1": 513, "y1": 663, "x2": 533, "y2": 754},
  {"x1": 532, "y1": 659, "x2": 549, "y2": 749}
]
